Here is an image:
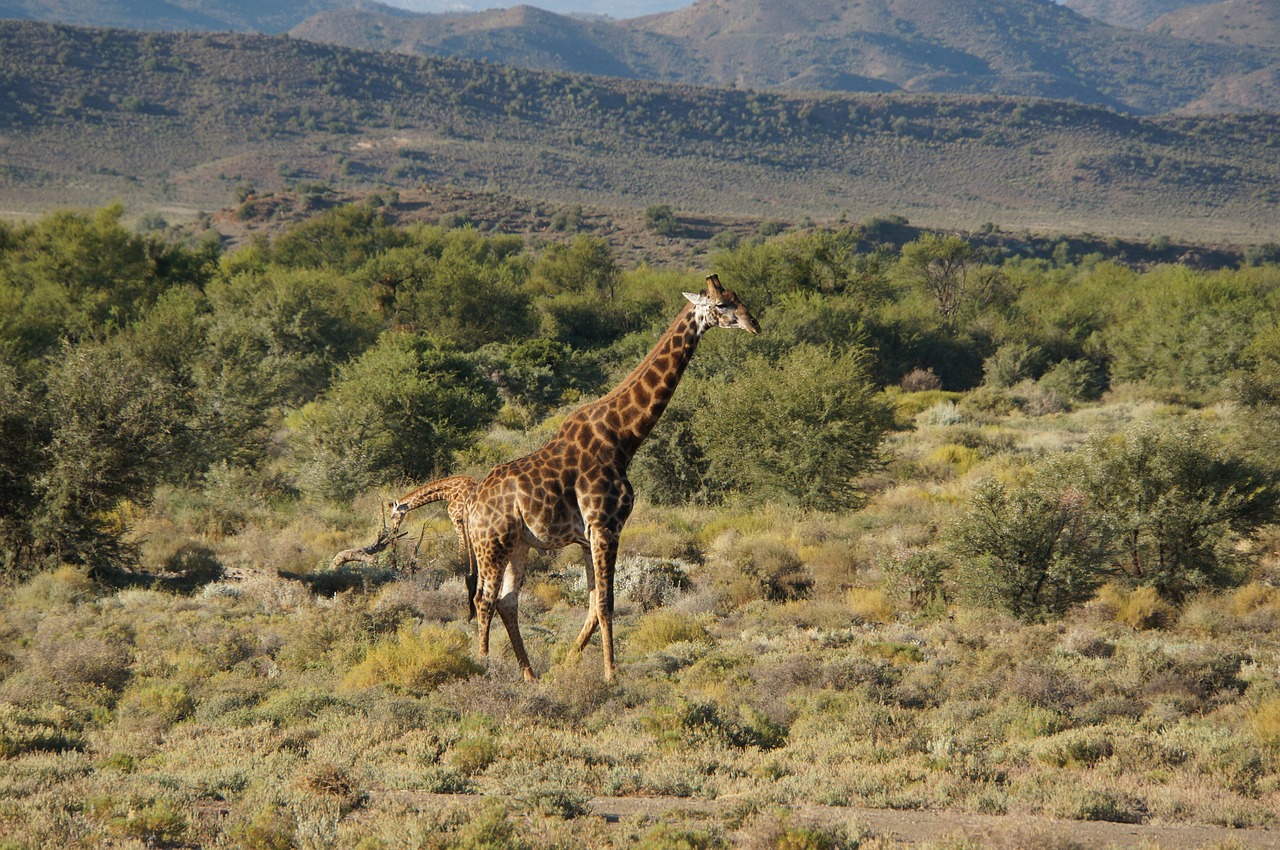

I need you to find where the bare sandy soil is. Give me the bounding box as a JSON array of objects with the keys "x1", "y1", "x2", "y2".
[{"x1": 378, "y1": 791, "x2": 1280, "y2": 849}]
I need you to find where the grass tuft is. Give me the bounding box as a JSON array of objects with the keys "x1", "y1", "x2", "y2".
[{"x1": 342, "y1": 623, "x2": 481, "y2": 694}]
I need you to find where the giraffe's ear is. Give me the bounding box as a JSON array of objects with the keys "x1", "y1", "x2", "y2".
[{"x1": 683, "y1": 291, "x2": 712, "y2": 306}]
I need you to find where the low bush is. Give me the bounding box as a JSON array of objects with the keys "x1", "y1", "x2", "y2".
[
  {"x1": 342, "y1": 624, "x2": 481, "y2": 693},
  {"x1": 628, "y1": 610, "x2": 711, "y2": 654}
]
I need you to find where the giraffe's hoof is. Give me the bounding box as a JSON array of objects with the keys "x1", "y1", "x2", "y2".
[{"x1": 523, "y1": 669, "x2": 538, "y2": 683}]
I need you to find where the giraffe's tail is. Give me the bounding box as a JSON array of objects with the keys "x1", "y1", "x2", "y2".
[{"x1": 462, "y1": 515, "x2": 478, "y2": 622}]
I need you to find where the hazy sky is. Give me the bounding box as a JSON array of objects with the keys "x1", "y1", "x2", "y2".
[{"x1": 383, "y1": 0, "x2": 692, "y2": 17}]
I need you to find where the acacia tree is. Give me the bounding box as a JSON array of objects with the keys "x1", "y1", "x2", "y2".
[
  {"x1": 1066, "y1": 421, "x2": 1277, "y2": 602},
  {"x1": 952, "y1": 419, "x2": 1279, "y2": 616},
  {"x1": 35, "y1": 340, "x2": 184, "y2": 568},
  {"x1": 900, "y1": 233, "x2": 975, "y2": 321},
  {"x1": 951, "y1": 475, "x2": 1108, "y2": 620},
  {"x1": 0, "y1": 363, "x2": 49, "y2": 581},
  {"x1": 695, "y1": 345, "x2": 894, "y2": 510}
]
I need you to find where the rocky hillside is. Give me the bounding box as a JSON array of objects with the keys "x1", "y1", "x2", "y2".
[
  {"x1": 1063, "y1": 0, "x2": 1213, "y2": 28},
  {"x1": 289, "y1": 0, "x2": 1280, "y2": 114}
]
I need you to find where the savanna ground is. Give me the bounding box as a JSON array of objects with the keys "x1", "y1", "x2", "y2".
[
  {"x1": 4, "y1": 199, "x2": 1280, "y2": 848},
  {"x1": 3, "y1": 395, "x2": 1279, "y2": 850}
]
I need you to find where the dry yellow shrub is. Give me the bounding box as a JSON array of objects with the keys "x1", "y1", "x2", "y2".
[
  {"x1": 846, "y1": 587, "x2": 896, "y2": 624},
  {"x1": 342, "y1": 623, "x2": 480, "y2": 693}
]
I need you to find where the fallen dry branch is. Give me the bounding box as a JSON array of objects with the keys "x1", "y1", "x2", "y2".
[{"x1": 328, "y1": 529, "x2": 405, "y2": 570}]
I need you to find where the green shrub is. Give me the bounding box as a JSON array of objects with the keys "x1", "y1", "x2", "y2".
[
  {"x1": 290, "y1": 332, "x2": 499, "y2": 500},
  {"x1": 696, "y1": 345, "x2": 894, "y2": 510},
  {"x1": 950, "y1": 476, "x2": 1105, "y2": 621},
  {"x1": 1067, "y1": 421, "x2": 1278, "y2": 601},
  {"x1": 109, "y1": 799, "x2": 187, "y2": 845},
  {"x1": 633, "y1": 823, "x2": 724, "y2": 850},
  {"x1": 229, "y1": 805, "x2": 297, "y2": 850},
  {"x1": 1250, "y1": 698, "x2": 1280, "y2": 749}
]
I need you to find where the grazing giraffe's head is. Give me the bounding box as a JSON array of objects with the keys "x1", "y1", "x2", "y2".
[
  {"x1": 387, "y1": 500, "x2": 410, "y2": 533},
  {"x1": 684, "y1": 273, "x2": 761, "y2": 335}
]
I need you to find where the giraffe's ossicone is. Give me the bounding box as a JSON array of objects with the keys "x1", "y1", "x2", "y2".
[{"x1": 467, "y1": 273, "x2": 760, "y2": 681}]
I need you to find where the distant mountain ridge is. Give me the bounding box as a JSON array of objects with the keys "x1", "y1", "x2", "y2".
[
  {"x1": 288, "y1": 0, "x2": 1280, "y2": 114},
  {"x1": 1149, "y1": 0, "x2": 1280, "y2": 47},
  {"x1": 1, "y1": 20, "x2": 1277, "y2": 243},
  {"x1": 3, "y1": 0, "x2": 1274, "y2": 113},
  {"x1": 0, "y1": 0, "x2": 402, "y2": 33},
  {"x1": 1063, "y1": 0, "x2": 1214, "y2": 29}
]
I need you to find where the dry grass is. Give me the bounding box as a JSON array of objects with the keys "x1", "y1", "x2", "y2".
[{"x1": 1, "y1": 398, "x2": 1278, "y2": 848}]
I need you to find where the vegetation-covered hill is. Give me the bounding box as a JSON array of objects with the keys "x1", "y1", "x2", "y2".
[
  {"x1": 2, "y1": 20, "x2": 1279, "y2": 242},
  {"x1": 290, "y1": 4, "x2": 691, "y2": 80},
  {"x1": 289, "y1": 0, "x2": 1280, "y2": 114}
]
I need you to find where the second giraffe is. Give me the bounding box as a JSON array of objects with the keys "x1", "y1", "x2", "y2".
[{"x1": 467, "y1": 274, "x2": 760, "y2": 681}]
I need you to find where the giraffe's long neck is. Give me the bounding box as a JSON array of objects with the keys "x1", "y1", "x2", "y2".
[
  {"x1": 394, "y1": 475, "x2": 475, "y2": 513},
  {"x1": 588, "y1": 303, "x2": 706, "y2": 463}
]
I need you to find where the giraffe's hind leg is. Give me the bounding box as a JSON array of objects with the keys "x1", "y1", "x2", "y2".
[
  {"x1": 495, "y1": 543, "x2": 535, "y2": 681},
  {"x1": 573, "y1": 546, "x2": 599, "y2": 652},
  {"x1": 472, "y1": 538, "x2": 509, "y2": 661}
]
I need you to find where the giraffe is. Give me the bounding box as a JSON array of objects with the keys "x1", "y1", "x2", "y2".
[
  {"x1": 466, "y1": 274, "x2": 760, "y2": 681},
  {"x1": 387, "y1": 474, "x2": 480, "y2": 617},
  {"x1": 387, "y1": 474, "x2": 479, "y2": 555}
]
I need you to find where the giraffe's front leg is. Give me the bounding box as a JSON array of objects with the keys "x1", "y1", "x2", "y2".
[
  {"x1": 587, "y1": 526, "x2": 621, "y2": 681},
  {"x1": 472, "y1": 547, "x2": 501, "y2": 660}
]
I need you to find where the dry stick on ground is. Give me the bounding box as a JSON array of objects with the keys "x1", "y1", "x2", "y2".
[{"x1": 329, "y1": 503, "x2": 405, "y2": 570}]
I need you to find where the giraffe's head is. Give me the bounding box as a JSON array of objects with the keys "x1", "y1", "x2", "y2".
[
  {"x1": 684, "y1": 273, "x2": 761, "y2": 335},
  {"x1": 387, "y1": 499, "x2": 409, "y2": 533}
]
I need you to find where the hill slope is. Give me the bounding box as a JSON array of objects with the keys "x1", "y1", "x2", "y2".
[
  {"x1": 289, "y1": 0, "x2": 1280, "y2": 114},
  {"x1": 291, "y1": 5, "x2": 691, "y2": 79},
  {"x1": 1148, "y1": 0, "x2": 1280, "y2": 46},
  {"x1": 1063, "y1": 0, "x2": 1213, "y2": 28},
  {"x1": 0, "y1": 21, "x2": 1278, "y2": 242}
]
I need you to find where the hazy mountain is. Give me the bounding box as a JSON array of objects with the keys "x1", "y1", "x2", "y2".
[
  {"x1": 291, "y1": 0, "x2": 1280, "y2": 114},
  {"x1": 0, "y1": 0, "x2": 401, "y2": 33},
  {"x1": 290, "y1": 5, "x2": 691, "y2": 78},
  {"x1": 1062, "y1": 0, "x2": 1214, "y2": 29},
  {"x1": 1148, "y1": 0, "x2": 1280, "y2": 46},
  {"x1": 386, "y1": 0, "x2": 688, "y2": 14}
]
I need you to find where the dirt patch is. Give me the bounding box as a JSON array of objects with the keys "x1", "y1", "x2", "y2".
[{"x1": 378, "y1": 791, "x2": 1279, "y2": 849}]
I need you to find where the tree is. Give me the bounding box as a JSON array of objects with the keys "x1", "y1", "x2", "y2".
[
  {"x1": 396, "y1": 229, "x2": 537, "y2": 349},
  {"x1": 1067, "y1": 421, "x2": 1277, "y2": 601},
  {"x1": 643, "y1": 204, "x2": 679, "y2": 237},
  {"x1": 527, "y1": 236, "x2": 618, "y2": 299},
  {"x1": 35, "y1": 340, "x2": 185, "y2": 568},
  {"x1": 0, "y1": 362, "x2": 49, "y2": 582},
  {"x1": 270, "y1": 203, "x2": 407, "y2": 271},
  {"x1": 290, "y1": 333, "x2": 500, "y2": 500},
  {"x1": 900, "y1": 233, "x2": 976, "y2": 320},
  {"x1": 951, "y1": 476, "x2": 1107, "y2": 621},
  {"x1": 694, "y1": 345, "x2": 893, "y2": 510}
]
